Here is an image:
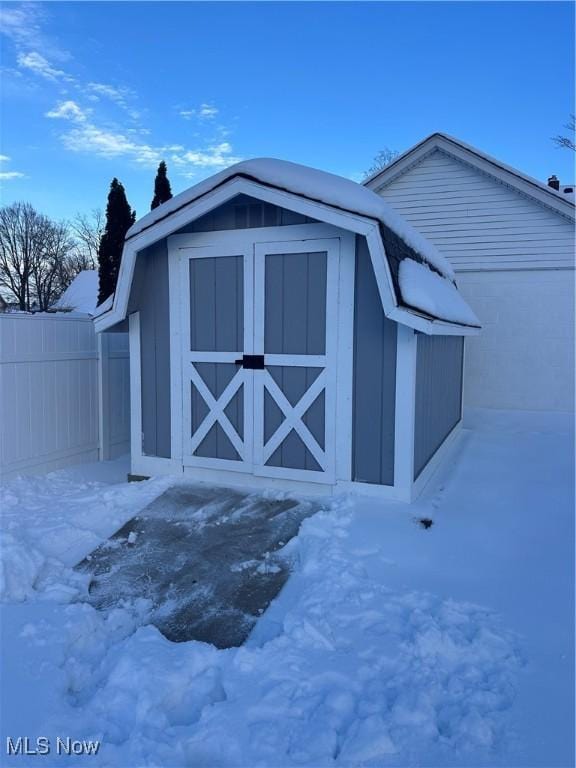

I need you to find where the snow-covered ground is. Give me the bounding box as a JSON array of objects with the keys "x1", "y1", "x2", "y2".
[{"x1": 1, "y1": 410, "x2": 573, "y2": 767}]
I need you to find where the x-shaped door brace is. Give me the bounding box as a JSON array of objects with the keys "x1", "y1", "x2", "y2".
[
  {"x1": 262, "y1": 370, "x2": 327, "y2": 470},
  {"x1": 189, "y1": 364, "x2": 245, "y2": 459}
]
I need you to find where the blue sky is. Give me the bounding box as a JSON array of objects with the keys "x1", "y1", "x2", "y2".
[{"x1": 1, "y1": 1, "x2": 574, "y2": 221}]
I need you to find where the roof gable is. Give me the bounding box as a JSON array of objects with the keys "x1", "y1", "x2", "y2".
[
  {"x1": 95, "y1": 161, "x2": 480, "y2": 335},
  {"x1": 365, "y1": 133, "x2": 575, "y2": 222}
]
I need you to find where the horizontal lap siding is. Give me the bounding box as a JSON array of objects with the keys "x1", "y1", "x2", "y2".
[
  {"x1": 378, "y1": 150, "x2": 575, "y2": 270},
  {"x1": 352, "y1": 236, "x2": 397, "y2": 486},
  {"x1": 414, "y1": 335, "x2": 463, "y2": 478}
]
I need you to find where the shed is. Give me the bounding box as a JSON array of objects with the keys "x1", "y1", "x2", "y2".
[{"x1": 95, "y1": 159, "x2": 480, "y2": 501}]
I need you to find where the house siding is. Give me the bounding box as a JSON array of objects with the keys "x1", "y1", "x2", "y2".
[
  {"x1": 376, "y1": 147, "x2": 575, "y2": 413},
  {"x1": 377, "y1": 149, "x2": 575, "y2": 271},
  {"x1": 414, "y1": 334, "x2": 463, "y2": 479},
  {"x1": 352, "y1": 236, "x2": 397, "y2": 486}
]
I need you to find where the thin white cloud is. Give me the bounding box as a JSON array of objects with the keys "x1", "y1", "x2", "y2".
[
  {"x1": 17, "y1": 51, "x2": 73, "y2": 82},
  {"x1": 0, "y1": 171, "x2": 25, "y2": 180},
  {"x1": 199, "y1": 103, "x2": 218, "y2": 119},
  {"x1": 63, "y1": 124, "x2": 161, "y2": 165},
  {"x1": 172, "y1": 142, "x2": 242, "y2": 176},
  {"x1": 46, "y1": 100, "x2": 241, "y2": 172},
  {"x1": 0, "y1": 4, "x2": 66, "y2": 60},
  {"x1": 87, "y1": 82, "x2": 133, "y2": 106},
  {"x1": 46, "y1": 100, "x2": 88, "y2": 122},
  {"x1": 0, "y1": 155, "x2": 25, "y2": 180},
  {"x1": 179, "y1": 103, "x2": 219, "y2": 121}
]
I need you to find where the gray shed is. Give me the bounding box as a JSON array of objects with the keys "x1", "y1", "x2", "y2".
[{"x1": 96, "y1": 159, "x2": 480, "y2": 501}]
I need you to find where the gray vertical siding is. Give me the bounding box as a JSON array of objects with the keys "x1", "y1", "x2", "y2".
[
  {"x1": 130, "y1": 198, "x2": 318, "y2": 461},
  {"x1": 128, "y1": 240, "x2": 171, "y2": 459},
  {"x1": 264, "y1": 251, "x2": 327, "y2": 355},
  {"x1": 178, "y1": 194, "x2": 315, "y2": 233},
  {"x1": 189, "y1": 256, "x2": 243, "y2": 352},
  {"x1": 414, "y1": 334, "x2": 464, "y2": 479},
  {"x1": 352, "y1": 236, "x2": 397, "y2": 486}
]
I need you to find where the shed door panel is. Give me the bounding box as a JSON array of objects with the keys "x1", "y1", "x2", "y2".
[
  {"x1": 180, "y1": 234, "x2": 339, "y2": 483},
  {"x1": 254, "y1": 240, "x2": 338, "y2": 483},
  {"x1": 182, "y1": 248, "x2": 253, "y2": 472}
]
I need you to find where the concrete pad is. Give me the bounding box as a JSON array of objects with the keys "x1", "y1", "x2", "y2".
[{"x1": 77, "y1": 485, "x2": 319, "y2": 648}]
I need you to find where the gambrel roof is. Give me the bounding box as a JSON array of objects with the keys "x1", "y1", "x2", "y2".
[
  {"x1": 95, "y1": 159, "x2": 480, "y2": 335},
  {"x1": 364, "y1": 133, "x2": 576, "y2": 222}
]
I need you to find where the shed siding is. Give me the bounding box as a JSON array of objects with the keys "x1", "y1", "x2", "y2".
[
  {"x1": 130, "y1": 199, "x2": 318, "y2": 459},
  {"x1": 377, "y1": 149, "x2": 575, "y2": 271},
  {"x1": 129, "y1": 240, "x2": 171, "y2": 458},
  {"x1": 414, "y1": 335, "x2": 463, "y2": 478},
  {"x1": 178, "y1": 194, "x2": 315, "y2": 233},
  {"x1": 352, "y1": 236, "x2": 397, "y2": 486}
]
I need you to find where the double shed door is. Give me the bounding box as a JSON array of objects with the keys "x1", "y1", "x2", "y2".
[{"x1": 178, "y1": 229, "x2": 340, "y2": 483}]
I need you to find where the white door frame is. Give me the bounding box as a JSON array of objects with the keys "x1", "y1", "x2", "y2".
[{"x1": 168, "y1": 223, "x2": 355, "y2": 486}]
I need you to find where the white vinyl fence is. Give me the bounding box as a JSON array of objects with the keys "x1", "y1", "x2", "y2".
[{"x1": 0, "y1": 313, "x2": 130, "y2": 480}]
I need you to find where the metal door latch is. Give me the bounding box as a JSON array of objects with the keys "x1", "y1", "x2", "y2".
[{"x1": 235, "y1": 354, "x2": 265, "y2": 369}]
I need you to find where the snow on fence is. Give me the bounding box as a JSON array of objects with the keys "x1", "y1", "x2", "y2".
[{"x1": 0, "y1": 313, "x2": 129, "y2": 480}]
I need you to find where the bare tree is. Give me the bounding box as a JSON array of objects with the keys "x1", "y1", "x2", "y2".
[
  {"x1": 364, "y1": 147, "x2": 400, "y2": 180},
  {"x1": 69, "y1": 208, "x2": 103, "y2": 271},
  {"x1": 0, "y1": 202, "x2": 74, "y2": 311},
  {"x1": 30, "y1": 221, "x2": 74, "y2": 311},
  {"x1": 553, "y1": 114, "x2": 575, "y2": 151},
  {"x1": 0, "y1": 202, "x2": 42, "y2": 310}
]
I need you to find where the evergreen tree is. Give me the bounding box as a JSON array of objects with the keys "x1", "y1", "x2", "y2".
[
  {"x1": 151, "y1": 160, "x2": 173, "y2": 210},
  {"x1": 97, "y1": 178, "x2": 136, "y2": 304}
]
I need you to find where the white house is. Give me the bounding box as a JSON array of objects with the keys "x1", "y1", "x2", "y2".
[
  {"x1": 96, "y1": 158, "x2": 480, "y2": 501},
  {"x1": 365, "y1": 133, "x2": 575, "y2": 412}
]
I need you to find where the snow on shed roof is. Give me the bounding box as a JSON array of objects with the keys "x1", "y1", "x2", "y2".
[
  {"x1": 127, "y1": 158, "x2": 456, "y2": 281},
  {"x1": 97, "y1": 158, "x2": 480, "y2": 333},
  {"x1": 54, "y1": 270, "x2": 99, "y2": 314}
]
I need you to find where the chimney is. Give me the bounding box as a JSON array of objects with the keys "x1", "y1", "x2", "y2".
[{"x1": 547, "y1": 174, "x2": 560, "y2": 190}]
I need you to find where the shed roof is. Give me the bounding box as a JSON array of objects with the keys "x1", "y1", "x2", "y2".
[{"x1": 96, "y1": 159, "x2": 480, "y2": 334}]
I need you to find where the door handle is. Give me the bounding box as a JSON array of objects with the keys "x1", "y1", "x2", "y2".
[{"x1": 235, "y1": 355, "x2": 265, "y2": 369}]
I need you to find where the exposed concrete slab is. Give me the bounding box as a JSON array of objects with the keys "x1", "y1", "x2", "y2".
[{"x1": 77, "y1": 485, "x2": 319, "y2": 648}]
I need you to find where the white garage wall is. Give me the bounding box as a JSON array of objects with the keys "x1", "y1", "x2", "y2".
[
  {"x1": 459, "y1": 270, "x2": 575, "y2": 411},
  {"x1": 0, "y1": 314, "x2": 130, "y2": 480}
]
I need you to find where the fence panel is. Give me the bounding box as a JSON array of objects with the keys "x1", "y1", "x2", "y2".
[{"x1": 0, "y1": 314, "x2": 130, "y2": 480}]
